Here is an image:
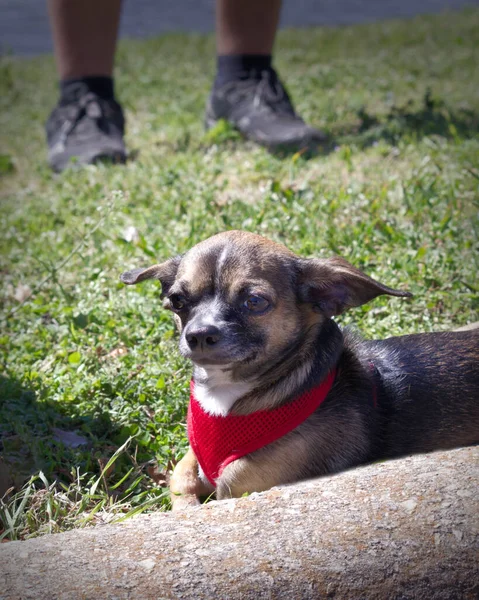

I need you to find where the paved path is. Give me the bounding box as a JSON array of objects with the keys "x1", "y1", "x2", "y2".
[{"x1": 1, "y1": 0, "x2": 478, "y2": 56}]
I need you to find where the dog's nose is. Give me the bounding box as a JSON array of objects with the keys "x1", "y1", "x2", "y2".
[{"x1": 185, "y1": 325, "x2": 221, "y2": 351}]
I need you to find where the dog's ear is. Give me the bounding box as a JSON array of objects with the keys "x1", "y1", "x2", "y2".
[
  {"x1": 120, "y1": 256, "x2": 181, "y2": 295},
  {"x1": 297, "y1": 256, "x2": 412, "y2": 318}
]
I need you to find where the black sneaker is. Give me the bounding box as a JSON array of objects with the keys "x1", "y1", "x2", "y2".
[
  {"x1": 205, "y1": 69, "x2": 327, "y2": 151},
  {"x1": 46, "y1": 91, "x2": 126, "y2": 172}
]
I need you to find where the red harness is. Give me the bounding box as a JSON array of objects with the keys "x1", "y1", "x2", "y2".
[{"x1": 187, "y1": 369, "x2": 337, "y2": 487}]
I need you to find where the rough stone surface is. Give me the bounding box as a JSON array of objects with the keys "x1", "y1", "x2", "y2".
[{"x1": 0, "y1": 447, "x2": 478, "y2": 599}]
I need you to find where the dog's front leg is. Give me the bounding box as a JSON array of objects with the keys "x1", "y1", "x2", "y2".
[
  {"x1": 216, "y1": 456, "x2": 289, "y2": 500},
  {"x1": 169, "y1": 447, "x2": 214, "y2": 511}
]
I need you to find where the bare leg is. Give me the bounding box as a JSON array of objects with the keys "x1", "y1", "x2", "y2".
[
  {"x1": 47, "y1": 0, "x2": 122, "y2": 79},
  {"x1": 216, "y1": 0, "x2": 282, "y2": 56}
]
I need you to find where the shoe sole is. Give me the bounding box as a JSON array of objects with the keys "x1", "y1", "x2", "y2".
[
  {"x1": 49, "y1": 148, "x2": 127, "y2": 173},
  {"x1": 203, "y1": 113, "x2": 331, "y2": 152},
  {"x1": 204, "y1": 112, "x2": 329, "y2": 152}
]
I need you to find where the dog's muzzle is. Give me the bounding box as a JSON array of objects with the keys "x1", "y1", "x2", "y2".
[
  {"x1": 180, "y1": 318, "x2": 255, "y2": 366},
  {"x1": 185, "y1": 324, "x2": 221, "y2": 352},
  {"x1": 180, "y1": 317, "x2": 230, "y2": 365}
]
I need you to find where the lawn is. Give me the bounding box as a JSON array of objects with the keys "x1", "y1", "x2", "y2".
[{"x1": 0, "y1": 9, "x2": 478, "y2": 539}]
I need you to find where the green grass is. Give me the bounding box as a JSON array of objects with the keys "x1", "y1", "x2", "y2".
[{"x1": 1, "y1": 9, "x2": 478, "y2": 539}]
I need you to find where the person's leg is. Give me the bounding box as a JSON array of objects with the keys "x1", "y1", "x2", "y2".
[
  {"x1": 207, "y1": 0, "x2": 326, "y2": 151},
  {"x1": 216, "y1": 0, "x2": 281, "y2": 56},
  {"x1": 46, "y1": 0, "x2": 126, "y2": 172},
  {"x1": 48, "y1": 0, "x2": 121, "y2": 80},
  {"x1": 213, "y1": 0, "x2": 279, "y2": 89}
]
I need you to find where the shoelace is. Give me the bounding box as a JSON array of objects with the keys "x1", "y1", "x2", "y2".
[
  {"x1": 224, "y1": 69, "x2": 296, "y2": 116},
  {"x1": 57, "y1": 93, "x2": 108, "y2": 149}
]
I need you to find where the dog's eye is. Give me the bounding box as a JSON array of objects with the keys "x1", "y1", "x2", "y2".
[
  {"x1": 244, "y1": 295, "x2": 269, "y2": 313},
  {"x1": 169, "y1": 294, "x2": 187, "y2": 311}
]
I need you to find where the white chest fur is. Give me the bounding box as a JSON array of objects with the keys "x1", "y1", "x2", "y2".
[{"x1": 193, "y1": 366, "x2": 252, "y2": 416}]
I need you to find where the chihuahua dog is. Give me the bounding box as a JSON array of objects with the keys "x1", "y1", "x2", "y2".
[{"x1": 121, "y1": 231, "x2": 479, "y2": 509}]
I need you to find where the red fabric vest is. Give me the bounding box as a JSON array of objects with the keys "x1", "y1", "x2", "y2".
[{"x1": 187, "y1": 369, "x2": 337, "y2": 487}]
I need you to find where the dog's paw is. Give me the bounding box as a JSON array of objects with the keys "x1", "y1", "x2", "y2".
[{"x1": 170, "y1": 493, "x2": 201, "y2": 512}]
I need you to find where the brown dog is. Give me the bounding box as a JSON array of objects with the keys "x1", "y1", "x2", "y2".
[{"x1": 121, "y1": 231, "x2": 479, "y2": 509}]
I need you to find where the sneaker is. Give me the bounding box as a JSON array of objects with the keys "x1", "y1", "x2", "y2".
[
  {"x1": 205, "y1": 69, "x2": 327, "y2": 151},
  {"x1": 46, "y1": 90, "x2": 126, "y2": 172}
]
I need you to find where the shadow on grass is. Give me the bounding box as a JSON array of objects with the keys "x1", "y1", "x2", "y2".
[
  {"x1": 337, "y1": 91, "x2": 479, "y2": 149},
  {"x1": 0, "y1": 374, "x2": 118, "y2": 495},
  {"x1": 1, "y1": 375, "x2": 170, "y2": 539}
]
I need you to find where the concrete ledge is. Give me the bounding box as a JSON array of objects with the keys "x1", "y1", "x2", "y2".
[{"x1": 1, "y1": 446, "x2": 478, "y2": 599}]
